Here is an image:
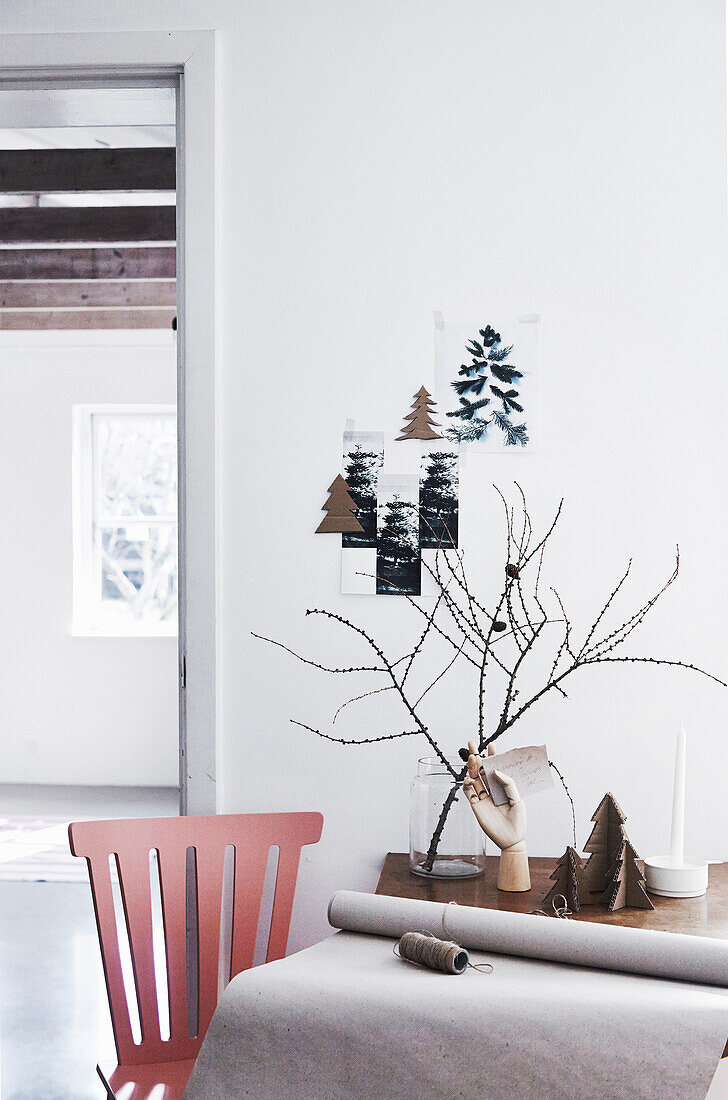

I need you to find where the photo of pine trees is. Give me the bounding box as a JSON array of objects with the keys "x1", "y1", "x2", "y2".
[
  {"x1": 375, "y1": 477, "x2": 421, "y2": 595},
  {"x1": 341, "y1": 432, "x2": 384, "y2": 548},
  {"x1": 419, "y1": 447, "x2": 458, "y2": 548}
]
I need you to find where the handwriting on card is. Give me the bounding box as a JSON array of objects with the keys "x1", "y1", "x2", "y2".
[{"x1": 480, "y1": 745, "x2": 554, "y2": 806}]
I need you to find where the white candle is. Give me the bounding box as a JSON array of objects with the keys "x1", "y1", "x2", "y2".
[{"x1": 669, "y1": 722, "x2": 686, "y2": 867}]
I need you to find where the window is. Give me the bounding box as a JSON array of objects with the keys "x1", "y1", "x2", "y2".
[{"x1": 73, "y1": 405, "x2": 178, "y2": 636}]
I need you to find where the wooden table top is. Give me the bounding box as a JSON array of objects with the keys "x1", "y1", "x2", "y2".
[{"x1": 376, "y1": 854, "x2": 728, "y2": 939}]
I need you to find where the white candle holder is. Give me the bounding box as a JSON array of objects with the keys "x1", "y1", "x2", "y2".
[{"x1": 643, "y1": 855, "x2": 708, "y2": 898}]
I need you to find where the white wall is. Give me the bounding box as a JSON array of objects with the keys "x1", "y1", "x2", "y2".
[
  {"x1": 3, "y1": 0, "x2": 727, "y2": 949},
  {"x1": 0, "y1": 330, "x2": 178, "y2": 787}
]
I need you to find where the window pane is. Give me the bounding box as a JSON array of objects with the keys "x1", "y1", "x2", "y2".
[
  {"x1": 100, "y1": 524, "x2": 178, "y2": 624},
  {"x1": 97, "y1": 414, "x2": 177, "y2": 522}
]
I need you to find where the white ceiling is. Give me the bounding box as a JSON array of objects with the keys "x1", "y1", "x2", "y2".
[
  {"x1": 0, "y1": 87, "x2": 175, "y2": 150},
  {"x1": 0, "y1": 87, "x2": 175, "y2": 129}
]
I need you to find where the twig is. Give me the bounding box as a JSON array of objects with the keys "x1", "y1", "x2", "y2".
[
  {"x1": 414, "y1": 636, "x2": 467, "y2": 707},
  {"x1": 251, "y1": 632, "x2": 385, "y2": 674},
  {"x1": 290, "y1": 720, "x2": 420, "y2": 745},
  {"x1": 333, "y1": 685, "x2": 395, "y2": 723},
  {"x1": 584, "y1": 654, "x2": 727, "y2": 687},
  {"x1": 549, "y1": 759, "x2": 577, "y2": 848}
]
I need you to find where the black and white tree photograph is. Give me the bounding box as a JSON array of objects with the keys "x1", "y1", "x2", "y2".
[
  {"x1": 341, "y1": 431, "x2": 384, "y2": 547},
  {"x1": 375, "y1": 475, "x2": 421, "y2": 595},
  {"x1": 419, "y1": 445, "x2": 459, "y2": 548},
  {"x1": 435, "y1": 316, "x2": 539, "y2": 452}
]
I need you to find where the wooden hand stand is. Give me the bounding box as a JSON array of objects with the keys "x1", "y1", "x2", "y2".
[
  {"x1": 463, "y1": 741, "x2": 530, "y2": 892},
  {"x1": 498, "y1": 841, "x2": 531, "y2": 892}
]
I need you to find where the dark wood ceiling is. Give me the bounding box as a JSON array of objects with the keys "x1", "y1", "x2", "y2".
[{"x1": 0, "y1": 147, "x2": 176, "y2": 330}]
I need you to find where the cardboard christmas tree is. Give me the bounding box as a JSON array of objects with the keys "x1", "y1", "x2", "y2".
[
  {"x1": 543, "y1": 845, "x2": 592, "y2": 913},
  {"x1": 396, "y1": 386, "x2": 442, "y2": 441},
  {"x1": 583, "y1": 792, "x2": 627, "y2": 894},
  {"x1": 315, "y1": 475, "x2": 364, "y2": 534},
  {"x1": 602, "y1": 837, "x2": 654, "y2": 912}
]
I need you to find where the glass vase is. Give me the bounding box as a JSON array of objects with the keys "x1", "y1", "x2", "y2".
[{"x1": 409, "y1": 756, "x2": 486, "y2": 878}]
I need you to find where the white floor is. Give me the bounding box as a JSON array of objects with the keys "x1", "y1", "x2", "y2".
[
  {"x1": 0, "y1": 782, "x2": 179, "y2": 819},
  {"x1": 0, "y1": 784, "x2": 179, "y2": 1099}
]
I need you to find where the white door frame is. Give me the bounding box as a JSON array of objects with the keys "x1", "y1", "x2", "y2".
[{"x1": 0, "y1": 30, "x2": 219, "y2": 814}]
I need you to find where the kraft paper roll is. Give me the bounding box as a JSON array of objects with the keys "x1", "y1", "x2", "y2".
[{"x1": 328, "y1": 890, "x2": 728, "y2": 987}]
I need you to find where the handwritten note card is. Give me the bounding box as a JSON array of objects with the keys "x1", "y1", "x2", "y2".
[{"x1": 480, "y1": 745, "x2": 554, "y2": 806}]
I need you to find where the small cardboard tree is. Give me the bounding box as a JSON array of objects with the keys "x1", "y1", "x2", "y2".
[
  {"x1": 396, "y1": 386, "x2": 443, "y2": 441},
  {"x1": 543, "y1": 845, "x2": 592, "y2": 913},
  {"x1": 583, "y1": 792, "x2": 627, "y2": 894},
  {"x1": 315, "y1": 475, "x2": 364, "y2": 534},
  {"x1": 602, "y1": 837, "x2": 654, "y2": 912}
]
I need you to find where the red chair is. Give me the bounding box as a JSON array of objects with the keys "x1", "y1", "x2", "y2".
[{"x1": 69, "y1": 811, "x2": 323, "y2": 1100}]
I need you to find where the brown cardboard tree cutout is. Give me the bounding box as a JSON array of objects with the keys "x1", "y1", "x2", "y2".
[
  {"x1": 396, "y1": 386, "x2": 443, "y2": 441},
  {"x1": 315, "y1": 475, "x2": 365, "y2": 534},
  {"x1": 583, "y1": 792, "x2": 627, "y2": 894},
  {"x1": 543, "y1": 845, "x2": 592, "y2": 913},
  {"x1": 602, "y1": 837, "x2": 654, "y2": 912}
]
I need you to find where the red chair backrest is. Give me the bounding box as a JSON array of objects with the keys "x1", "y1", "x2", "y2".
[{"x1": 69, "y1": 811, "x2": 323, "y2": 1068}]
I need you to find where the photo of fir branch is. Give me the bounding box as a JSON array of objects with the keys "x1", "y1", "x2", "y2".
[
  {"x1": 254, "y1": 485, "x2": 724, "y2": 872},
  {"x1": 445, "y1": 323, "x2": 529, "y2": 446}
]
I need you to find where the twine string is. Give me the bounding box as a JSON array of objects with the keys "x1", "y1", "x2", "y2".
[
  {"x1": 393, "y1": 924, "x2": 493, "y2": 976},
  {"x1": 530, "y1": 894, "x2": 573, "y2": 919}
]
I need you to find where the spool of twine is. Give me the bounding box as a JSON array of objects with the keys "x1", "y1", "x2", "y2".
[{"x1": 394, "y1": 930, "x2": 491, "y2": 975}]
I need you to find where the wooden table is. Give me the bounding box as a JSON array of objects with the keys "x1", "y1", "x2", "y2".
[
  {"x1": 377, "y1": 854, "x2": 728, "y2": 1057},
  {"x1": 377, "y1": 854, "x2": 728, "y2": 936}
]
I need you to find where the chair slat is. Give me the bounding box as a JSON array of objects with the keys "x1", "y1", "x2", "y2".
[
  {"x1": 192, "y1": 842, "x2": 227, "y2": 1038},
  {"x1": 156, "y1": 844, "x2": 190, "y2": 1044},
  {"x1": 85, "y1": 855, "x2": 136, "y2": 1060},
  {"x1": 116, "y1": 846, "x2": 162, "y2": 1048},
  {"x1": 229, "y1": 842, "x2": 272, "y2": 977},
  {"x1": 267, "y1": 844, "x2": 305, "y2": 962}
]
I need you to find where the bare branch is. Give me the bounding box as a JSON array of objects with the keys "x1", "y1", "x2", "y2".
[
  {"x1": 257, "y1": 487, "x2": 723, "y2": 873},
  {"x1": 290, "y1": 720, "x2": 420, "y2": 745},
  {"x1": 577, "y1": 559, "x2": 634, "y2": 658},
  {"x1": 523, "y1": 497, "x2": 564, "y2": 568},
  {"x1": 333, "y1": 685, "x2": 395, "y2": 723},
  {"x1": 251, "y1": 632, "x2": 385, "y2": 675},
  {"x1": 584, "y1": 654, "x2": 727, "y2": 687},
  {"x1": 549, "y1": 587, "x2": 575, "y2": 670},
  {"x1": 401, "y1": 590, "x2": 446, "y2": 686},
  {"x1": 413, "y1": 636, "x2": 468, "y2": 707},
  {"x1": 585, "y1": 550, "x2": 680, "y2": 659},
  {"x1": 549, "y1": 758, "x2": 577, "y2": 848}
]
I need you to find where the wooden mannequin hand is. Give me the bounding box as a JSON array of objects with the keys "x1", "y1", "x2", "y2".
[{"x1": 462, "y1": 740, "x2": 527, "y2": 853}]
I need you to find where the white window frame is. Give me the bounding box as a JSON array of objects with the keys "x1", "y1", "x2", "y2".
[{"x1": 73, "y1": 403, "x2": 178, "y2": 638}]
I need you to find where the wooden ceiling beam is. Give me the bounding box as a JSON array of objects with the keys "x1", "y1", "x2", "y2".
[
  {"x1": 0, "y1": 205, "x2": 176, "y2": 244},
  {"x1": 0, "y1": 147, "x2": 175, "y2": 193},
  {"x1": 0, "y1": 247, "x2": 176, "y2": 280},
  {"x1": 0, "y1": 280, "x2": 176, "y2": 309},
  {"x1": 0, "y1": 308, "x2": 176, "y2": 330}
]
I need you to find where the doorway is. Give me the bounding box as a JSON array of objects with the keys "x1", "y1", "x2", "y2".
[
  {"x1": 0, "y1": 30, "x2": 218, "y2": 825},
  {"x1": 0, "y1": 84, "x2": 180, "y2": 877},
  {"x1": 0, "y1": 34, "x2": 217, "y2": 1099}
]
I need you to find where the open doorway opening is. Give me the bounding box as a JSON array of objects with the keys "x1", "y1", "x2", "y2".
[{"x1": 0, "y1": 84, "x2": 180, "y2": 882}]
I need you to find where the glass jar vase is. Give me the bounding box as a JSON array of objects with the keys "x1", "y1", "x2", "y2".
[{"x1": 409, "y1": 756, "x2": 486, "y2": 878}]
